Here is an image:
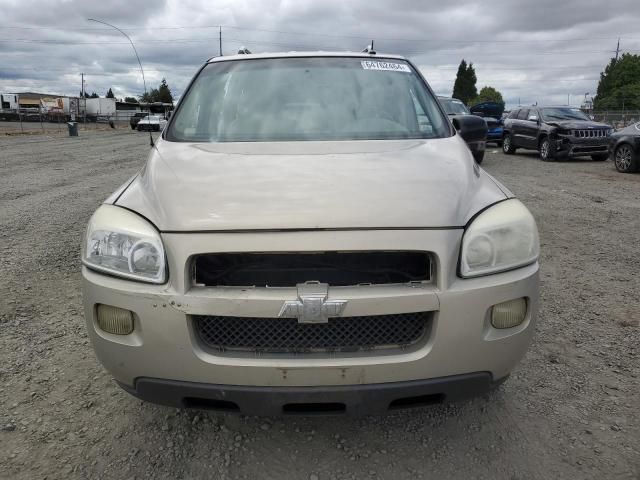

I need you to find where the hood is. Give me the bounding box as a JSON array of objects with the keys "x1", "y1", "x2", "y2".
[
  {"x1": 115, "y1": 136, "x2": 508, "y2": 231},
  {"x1": 613, "y1": 122, "x2": 640, "y2": 136},
  {"x1": 546, "y1": 120, "x2": 610, "y2": 130},
  {"x1": 470, "y1": 102, "x2": 505, "y2": 119}
]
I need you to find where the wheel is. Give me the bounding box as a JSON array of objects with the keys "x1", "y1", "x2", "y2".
[
  {"x1": 591, "y1": 153, "x2": 608, "y2": 161},
  {"x1": 502, "y1": 134, "x2": 516, "y2": 154},
  {"x1": 539, "y1": 137, "x2": 554, "y2": 161},
  {"x1": 614, "y1": 144, "x2": 639, "y2": 173},
  {"x1": 472, "y1": 150, "x2": 484, "y2": 164}
]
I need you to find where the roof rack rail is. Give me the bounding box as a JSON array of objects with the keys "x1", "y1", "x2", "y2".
[
  {"x1": 237, "y1": 47, "x2": 252, "y2": 54},
  {"x1": 361, "y1": 41, "x2": 376, "y2": 55}
]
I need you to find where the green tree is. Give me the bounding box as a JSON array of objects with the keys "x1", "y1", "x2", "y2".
[
  {"x1": 157, "y1": 78, "x2": 174, "y2": 104},
  {"x1": 471, "y1": 86, "x2": 505, "y2": 106},
  {"x1": 594, "y1": 53, "x2": 640, "y2": 110},
  {"x1": 89, "y1": 92, "x2": 99, "y2": 98},
  {"x1": 106, "y1": 88, "x2": 115, "y2": 99},
  {"x1": 139, "y1": 79, "x2": 174, "y2": 104},
  {"x1": 139, "y1": 88, "x2": 159, "y2": 103},
  {"x1": 452, "y1": 59, "x2": 478, "y2": 105},
  {"x1": 123, "y1": 96, "x2": 139, "y2": 103}
]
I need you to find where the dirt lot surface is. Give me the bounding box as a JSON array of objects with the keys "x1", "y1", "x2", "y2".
[{"x1": 1, "y1": 131, "x2": 638, "y2": 480}]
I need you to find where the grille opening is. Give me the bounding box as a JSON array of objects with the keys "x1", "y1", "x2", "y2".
[
  {"x1": 389, "y1": 393, "x2": 445, "y2": 409},
  {"x1": 193, "y1": 251, "x2": 431, "y2": 287},
  {"x1": 283, "y1": 402, "x2": 346, "y2": 414},
  {"x1": 572, "y1": 145, "x2": 608, "y2": 153},
  {"x1": 182, "y1": 397, "x2": 240, "y2": 412},
  {"x1": 194, "y1": 312, "x2": 431, "y2": 354}
]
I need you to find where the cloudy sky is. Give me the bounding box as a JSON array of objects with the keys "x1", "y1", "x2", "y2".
[{"x1": 1, "y1": 0, "x2": 639, "y2": 108}]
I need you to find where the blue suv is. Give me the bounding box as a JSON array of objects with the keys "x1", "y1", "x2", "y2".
[{"x1": 470, "y1": 102, "x2": 505, "y2": 147}]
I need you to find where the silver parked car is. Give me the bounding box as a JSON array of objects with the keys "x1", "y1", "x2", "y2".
[
  {"x1": 136, "y1": 115, "x2": 168, "y2": 132},
  {"x1": 82, "y1": 52, "x2": 540, "y2": 415}
]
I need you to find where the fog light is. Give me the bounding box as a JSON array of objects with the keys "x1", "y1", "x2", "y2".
[
  {"x1": 491, "y1": 298, "x2": 527, "y2": 329},
  {"x1": 96, "y1": 304, "x2": 134, "y2": 335}
]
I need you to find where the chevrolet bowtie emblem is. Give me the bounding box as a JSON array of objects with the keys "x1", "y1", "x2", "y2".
[{"x1": 278, "y1": 282, "x2": 347, "y2": 324}]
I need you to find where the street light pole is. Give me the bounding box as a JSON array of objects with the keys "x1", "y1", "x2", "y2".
[{"x1": 87, "y1": 18, "x2": 153, "y2": 146}]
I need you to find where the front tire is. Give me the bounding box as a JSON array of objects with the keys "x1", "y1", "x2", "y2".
[
  {"x1": 539, "y1": 137, "x2": 554, "y2": 161},
  {"x1": 473, "y1": 150, "x2": 484, "y2": 164},
  {"x1": 614, "y1": 144, "x2": 639, "y2": 173},
  {"x1": 502, "y1": 134, "x2": 516, "y2": 154},
  {"x1": 591, "y1": 153, "x2": 608, "y2": 161}
]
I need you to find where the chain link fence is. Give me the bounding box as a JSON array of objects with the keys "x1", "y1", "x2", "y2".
[
  {"x1": 0, "y1": 109, "x2": 161, "y2": 135},
  {"x1": 591, "y1": 111, "x2": 640, "y2": 129}
]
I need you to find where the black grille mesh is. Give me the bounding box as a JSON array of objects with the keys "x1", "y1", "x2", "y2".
[{"x1": 194, "y1": 312, "x2": 430, "y2": 354}]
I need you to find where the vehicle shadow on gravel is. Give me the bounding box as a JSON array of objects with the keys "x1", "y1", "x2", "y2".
[{"x1": 514, "y1": 150, "x2": 609, "y2": 163}]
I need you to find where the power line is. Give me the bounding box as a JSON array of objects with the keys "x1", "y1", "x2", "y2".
[
  {"x1": 0, "y1": 24, "x2": 640, "y2": 43},
  {"x1": 3, "y1": 61, "x2": 609, "y2": 72},
  {"x1": 0, "y1": 22, "x2": 639, "y2": 44},
  {"x1": 0, "y1": 35, "x2": 633, "y2": 58}
]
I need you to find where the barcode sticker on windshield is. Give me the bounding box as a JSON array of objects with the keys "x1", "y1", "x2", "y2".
[{"x1": 361, "y1": 60, "x2": 411, "y2": 72}]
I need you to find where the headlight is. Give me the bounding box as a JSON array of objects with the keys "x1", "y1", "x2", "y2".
[
  {"x1": 460, "y1": 199, "x2": 539, "y2": 278},
  {"x1": 82, "y1": 204, "x2": 166, "y2": 284}
]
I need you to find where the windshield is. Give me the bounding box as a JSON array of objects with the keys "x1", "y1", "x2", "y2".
[
  {"x1": 166, "y1": 57, "x2": 449, "y2": 142},
  {"x1": 541, "y1": 107, "x2": 590, "y2": 122},
  {"x1": 439, "y1": 98, "x2": 470, "y2": 115}
]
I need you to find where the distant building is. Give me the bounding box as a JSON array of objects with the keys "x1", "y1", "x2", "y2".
[
  {"x1": 1, "y1": 93, "x2": 19, "y2": 110},
  {"x1": 85, "y1": 98, "x2": 143, "y2": 120},
  {"x1": 581, "y1": 94, "x2": 593, "y2": 112},
  {"x1": 0, "y1": 91, "x2": 84, "y2": 121}
]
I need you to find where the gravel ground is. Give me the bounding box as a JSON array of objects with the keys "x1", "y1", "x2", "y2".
[{"x1": 0, "y1": 132, "x2": 638, "y2": 480}]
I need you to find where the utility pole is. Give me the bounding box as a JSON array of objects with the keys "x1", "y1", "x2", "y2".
[
  {"x1": 219, "y1": 26, "x2": 222, "y2": 56},
  {"x1": 80, "y1": 72, "x2": 86, "y2": 124},
  {"x1": 615, "y1": 38, "x2": 620, "y2": 61}
]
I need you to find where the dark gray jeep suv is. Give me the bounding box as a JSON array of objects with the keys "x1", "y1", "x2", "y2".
[{"x1": 502, "y1": 106, "x2": 612, "y2": 161}]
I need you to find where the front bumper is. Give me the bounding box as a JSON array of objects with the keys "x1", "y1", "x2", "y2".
[
  {"x1": 82, "y1": 229, "x2": 539, "y2": 409},
  {"x1": 137, "y1": 124, "x2": 159, "y2": 131},
  {"x1": 555, "y1": 135, "x2": 609, "y2": 157},
  {"x1": 120, "y1": 372, "x2": 506, "y2": 415}
]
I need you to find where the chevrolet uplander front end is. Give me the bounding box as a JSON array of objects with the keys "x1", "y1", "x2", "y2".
[{"x1": 82, "y1": 52, "x2": 539, "y2": 415}]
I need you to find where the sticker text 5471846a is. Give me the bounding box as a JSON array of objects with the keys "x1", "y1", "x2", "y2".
[{"x1": 361, "y1": 60, "x2": 411, "y2": 73}]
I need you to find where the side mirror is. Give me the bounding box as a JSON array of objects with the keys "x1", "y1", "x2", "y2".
[
  {"x1": 166, "y1": 111, "x2": 172, "y2": 120},
  {"x1": 452, "y1": 115, "x2": 487, "y2": 145}
]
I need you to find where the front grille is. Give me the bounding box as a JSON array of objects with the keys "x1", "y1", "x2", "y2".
[
  {"x1": 193, "y1": 312, "x2": 430, "y2": 354},
  {"x1": 573, "y1": 129, "x2": 608, "y2": 138},
  {"x1": 194, "y1": 251, "x2": 431, "y2": 287}
]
